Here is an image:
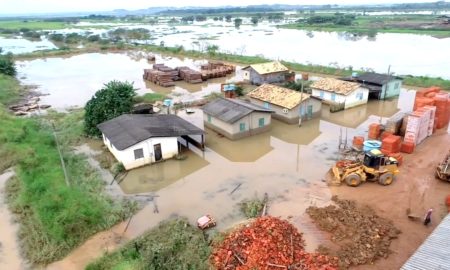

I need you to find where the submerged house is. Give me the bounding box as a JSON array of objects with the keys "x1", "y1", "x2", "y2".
[
  {"x1": 311, "y1": 78, "x2": 369, "y2": 110},
  {"x1": 98, "y1": 114, "x2": 204, "y2": 170},
  {"x1": 202, "y1": 98, "x2": 273, "y2": 140},
  {"x1": 242, "y1": 61, "x2": 293, "y2": 85},
  {"x1": 342, "y1": 72, "x2": 403, "y2": 100},
  {"x1": 247, "y1": 84, "x2": 322, "y2": 124}
]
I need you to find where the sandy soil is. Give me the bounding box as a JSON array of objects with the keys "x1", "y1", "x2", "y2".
[{"x1": 331, "y1": 129, "x2": 450, "y2": 270}]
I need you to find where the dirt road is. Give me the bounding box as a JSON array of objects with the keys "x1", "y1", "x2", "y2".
[{"x1": 331, "y1": 129, "x2": 450, "y2": 269}]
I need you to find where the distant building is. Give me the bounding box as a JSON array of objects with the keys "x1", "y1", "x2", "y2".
[
  {"x1": 201, "y1": 98, "x2": 273, "y2": 140},
  {"x1": 311, "y1": 78, "x2": 369, "y2": 110},
  {"x1": 98, "y1": 114, "x2": 204, "y2": 170},
  {"x1": 242, "y1": 61, "x2": 294, "y2": 85},
  {"x1": 247, "y1": 84, "x2": 322, "y2": 124},
  {"x1": 342, "y1": 72, "x2": 403, "y2": 100}
]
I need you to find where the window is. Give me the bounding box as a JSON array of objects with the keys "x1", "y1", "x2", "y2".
[
  {"x1": 319, "y1": 91, "x2": 324, "y2": 99},
  {"x1": 134, "y1": 148, "x2": 144, "y2": 160},
  {"x1": 239, "y1": 123, "x2": 246, "y2": 132},
  {"x1": 331, "y1": 93, "x2": 336, "y2": 101},
  {"x1": 258, "y1": 118, "x2": 265, "y2": 127},
  {"x1": 207, "y1": 115, "x2": 212, "y2": 123},
  {"x1": 394, "y1": 82, "x2": 400, "y2": 89},
  {"x1": 263, "y1": 102, "x2": 270, "y2": 109},
  {"x1": 357, "y1": 92, "x2": 363, "y2": 100}
]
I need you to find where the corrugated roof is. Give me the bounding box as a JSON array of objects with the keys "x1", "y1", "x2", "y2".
[
  {"x1": 201, "y1": 98, "x2": 273, "y2": 124},
  {"x1": 353, "y1": 72, "x2": 403, "y2": 86},
  {"x1": 247, "y1": 84, "x2": 311, "y2": 109},
  {"x1": 98, "y1": 114, "x2": 204, "y2": 150},
  {"x1": 401, "y1": 214, "x2": 450, "y2": 270},
  {"x1": 311, "y1": 78, "x2": 362, "y2": 96},
  {"x1": 243, "y1": 61, "x2": 289, "y2": 75}
]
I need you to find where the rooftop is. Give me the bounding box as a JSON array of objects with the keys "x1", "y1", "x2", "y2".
[
  {"x1": 401, "y1": 214, "x2": 450, "y2": 270},
  {"x1": 98, "y1": 114, "x2": 204, "y2": 150},
  {"x1": 243, "y1": 61, "x2": 289, "y2": 75},
  {"x1": 202, "y1": 98, "x2": 273, "y2": 124},
  {"x1": 247, "y1": 84, "x2": 311, "y2": 109},
  {"x1": 349, "y1": 72, "x2": 403, "y2": 86},
  {"x1": 311, "y1": 78, "x2": 362, "y2": 96}
]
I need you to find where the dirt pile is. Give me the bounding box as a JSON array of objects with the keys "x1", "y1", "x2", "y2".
[
  {"x1": 211, "y1": 216, "x2": 338, "y2": 270},
  {"x1": 306, "y1": 196, "x2": 401, "y2": 269}
]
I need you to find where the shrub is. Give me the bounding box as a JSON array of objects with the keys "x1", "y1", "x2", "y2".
[
  {"x1": 0, "y1": 52, "x2": 16, "y2": 76},
  {"x1": 84, "y1": 81, "x2": 136, "y2": 137}
]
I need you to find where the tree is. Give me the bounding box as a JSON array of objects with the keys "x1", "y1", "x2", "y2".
[
  {"x1": 234, "y1": 18, "x2": 243, "y2": 28},
  {"x1": 251, "y1": 17, "x2": 259, "y2": 25},
  {"x1": 0, "y1": 51, "x2": 16, "y2": 76},
  {"x1": 84, "y1": 81, "x2": 136, "y2": 136},
  {"x1": 225, "y1": 15, "x2": 232, "y2": 22},
  {"x1": 206, "y1": 44, "x2": 219, "y2": 55}
]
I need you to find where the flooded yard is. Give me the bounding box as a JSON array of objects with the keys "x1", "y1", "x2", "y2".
[{"x1": 16, "y1": 52, "x2": 242, "y2": 109}]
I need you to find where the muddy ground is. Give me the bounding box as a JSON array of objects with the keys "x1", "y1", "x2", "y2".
[{"x1": 330, "y1": 129, "x2": 450, "y2": 270}]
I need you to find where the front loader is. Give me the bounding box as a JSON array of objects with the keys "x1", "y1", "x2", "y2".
[{"x1": 331, "y1": 149, "x2": 400, "y2": 187}]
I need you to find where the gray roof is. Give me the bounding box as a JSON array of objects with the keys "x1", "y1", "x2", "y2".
[
  {"x1": 401, "y1": 214, "x2": 450, "y2": 270},
  {"x1": 349, "y1": 72, "x2": 403, "y2": 86},
  {"x1": 201, "y1": 98, "x2": 273, "y2": 124},
  {"x1": 98, "y1": 114, "x2": 204, "y2": 150}
]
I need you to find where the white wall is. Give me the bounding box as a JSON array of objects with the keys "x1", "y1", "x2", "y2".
[
  {"x1": 204, "y1": 111, "x2": 271, "y2": 134},
  {"x1": 311, "y1": 87, "x2": 368, "y2": 109},
  {"x1": 102, "y1": 135, "x2": 178, "y2": 170}
]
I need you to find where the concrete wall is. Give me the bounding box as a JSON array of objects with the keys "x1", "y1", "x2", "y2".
[
  {"x1": 311, "y1": 87, "x2": 369, "y2": 110},
  {"x1": 381, "y1": 79, "x2": 403, "y2": 99},
  {"x1": 249, "y1": 97, "x2": 300, "y2": 124},
  {"x1": 299, "y1": 98, "x2": 322, "y2": 120},
  {"x1": 204, "y1": 111, "x2": 272, "y2": 140},
  {"x1": 102, "y1": 134, "x2": 178, "y2": 170},
  {"x1": 247, "y1": 68, "x2": 287, "y2": 85}
]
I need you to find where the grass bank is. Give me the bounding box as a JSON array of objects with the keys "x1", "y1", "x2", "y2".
[
  {"x1": 14, "y1": 43, "x2": 450, "y2": 91},
  {"x1": 86, "y1": 219, "x2": 211, "y2": 270},
  {"x1": 0, "y1": 76, "x2": 136, "y2": 265},
  {"x1": 0, "y1": 74, "x2": 22, "y2": 104},
  {"x1": 0, "y1": 20, "x2": 68, "y2": 30}
]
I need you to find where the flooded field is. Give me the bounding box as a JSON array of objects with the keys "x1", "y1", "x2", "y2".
[
  {"x1": 17, "y1": 52, "x2": 243, "y2": 108},
  {"x1": 0, "y1": 36, "x2": 56, "y2": 54}
]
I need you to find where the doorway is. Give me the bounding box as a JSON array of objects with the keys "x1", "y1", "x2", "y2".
[{"x1": 153, "y1": 143, "x2": 162, "y2": 162}]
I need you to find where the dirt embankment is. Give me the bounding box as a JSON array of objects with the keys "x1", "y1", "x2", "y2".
[{"x1": 307, "y1": 196, "x2": 400, "y2": 269}]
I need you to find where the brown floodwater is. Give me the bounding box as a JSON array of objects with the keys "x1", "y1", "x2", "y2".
[
  {"x1": 47, "y1": 99, "x2": 399, "y2": 269},
  {"x1": 17, "y1": 52, "x2": 243, "y2": 109},
  {"x1": 0, "y1": 170, "x2": 26, "y2": 270}
]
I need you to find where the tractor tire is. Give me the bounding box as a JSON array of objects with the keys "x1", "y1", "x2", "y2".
[
  {"x1": 379, "y1": 172, "x2": 394, "y2": 186},
  {"x1": 345, "y1": 173, "x2": 362, "y2": 187}
]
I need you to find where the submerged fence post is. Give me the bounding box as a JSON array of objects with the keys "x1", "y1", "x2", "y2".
[{"x1": 51, "y1": 122, "x2": 71, "y2": 187}]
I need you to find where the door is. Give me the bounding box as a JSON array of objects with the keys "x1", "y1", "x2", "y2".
[{"x1": 153, "y1": 143, "x2": 162, "y2": 162}]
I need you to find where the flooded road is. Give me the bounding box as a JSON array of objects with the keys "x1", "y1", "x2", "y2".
[
  {"x1": 16, "y1": 52, "x2": 242, "y2": 109},
  {"x1": 0, "y1": 170, "x2": 26, "y2": 270}
]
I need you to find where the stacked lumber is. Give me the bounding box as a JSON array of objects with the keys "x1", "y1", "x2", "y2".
[
  {"x1": 200, "y1": 62, "x2": 235, "y2": 81},
  {"x1": 177, "y1": 66, "x2": 203, "y2": 84}
]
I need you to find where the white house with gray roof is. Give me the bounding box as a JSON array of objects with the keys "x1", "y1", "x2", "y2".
[
  {"x1": 201, "y1": 98, "x2": 273, "y2": 140},
  {"x1": 98, "y1": 114, "x2": 204, "y2": 170},
  {"x1": 311, "y1": 78, "x2": 369, "y2": 110}
]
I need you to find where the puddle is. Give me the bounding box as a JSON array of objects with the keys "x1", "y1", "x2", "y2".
[
  {"x1": 0, "y1": 170, "x2": 26, "y2": 270},
  {"x1": 17, "y1": 52, "x2": 242, "y2": 109}
]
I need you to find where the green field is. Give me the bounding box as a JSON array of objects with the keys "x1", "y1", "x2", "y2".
[
  {"x1": 0, "y1": 20, "x2": 69, "y2": 30},
  {"x1": 0, "y1": 75, "x2": 136, "y2": 265},
  {"x1": 281, "y1": 14, "x2": 450, "y2": 38}
]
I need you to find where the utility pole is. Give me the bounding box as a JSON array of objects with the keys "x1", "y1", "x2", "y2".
[
  {"x1": 298, "y1": 80, "x2": 304, "y2": 127},
  {"x1": 384, "y1": 65, "x2": 391, "y2": 100}
]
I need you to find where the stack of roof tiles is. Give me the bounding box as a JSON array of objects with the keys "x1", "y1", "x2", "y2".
[
  {"x1": 177, "y1": 66, "x2": 203, "y2": 84},
  {"x1": 247, "y1": 84, "x2": 310, "y2": 109},
  {"x1": 311, "y1": 78, "x2": 362, "y2": 95}
]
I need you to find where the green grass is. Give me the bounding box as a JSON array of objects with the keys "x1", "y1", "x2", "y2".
[
  {"x1": 134, "y1": 93, "x2": 167, "y2": 103},
  {"x1": 86, "y1": 218, "x2": 211, "y2": 270},
  {"x1": 281, "y1": 14, "x2": 450, "y2": 38},
  {"x1": 0, "y1": 74, "x2": 22, "y2": 105},
  {"x1": 0, "y1": 76, "x2": 137, "y2": 265},
  {"x1": 0, "y1": 20, "x2": 68, "y2": 30}
]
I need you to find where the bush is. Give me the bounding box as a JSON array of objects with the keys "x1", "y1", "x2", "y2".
[
  {"x1": 240, "y1": 196, "x2": 265, "y2": 218},
  {"x1": 86, "y1": 219, "x2": 211, "y2": 270},
  {"x1": 0, "y1": 52, "x2": 16, "y2": 76},
  {"x1": 84, "y1": 81, "x2": 136, "y2": 137}
]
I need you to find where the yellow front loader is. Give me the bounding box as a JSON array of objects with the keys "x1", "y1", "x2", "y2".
[{"x1": 331, "y1": 149, "x2": 400, "y2": 187}]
